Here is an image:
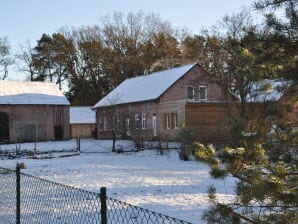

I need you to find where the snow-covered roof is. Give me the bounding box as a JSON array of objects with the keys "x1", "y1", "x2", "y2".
[
  {"x1": 70, "y1": 106, "x2": 96, "y2": 124},
  {"x1": 0, "y1": 80, "x2": 70, "y2": 105},
  {"x1": 245, "y1": 79, "x2": 292, "y2": 102},
  {"x1": 93, "y1": 63, "x2": 197, "y2": 108}
]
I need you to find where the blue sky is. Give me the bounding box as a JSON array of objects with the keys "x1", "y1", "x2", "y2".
[{"x1": 0, "y1": 0, "x2": 258, "y2": 79}]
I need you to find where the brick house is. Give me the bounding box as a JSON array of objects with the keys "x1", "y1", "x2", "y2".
[
  {"x1": 93, "y1": 63, "x2": 230, "y2": 142},
  {"x1": 70, "y1": 106, "x2": 96, "y2": 138},
  {"x1": 0, "y1": 80, "x2": 70, "y2": 143}
]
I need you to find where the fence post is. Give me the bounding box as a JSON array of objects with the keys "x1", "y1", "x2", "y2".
[
  {"x1": 76, "y1": 138, "x2": 81, "y2": 153},
  {"x1": 16, "y1": 164, "x2": 21, "y2": 224},
  {"x1": 79, "y1": 138, "x2": 81, "y2": 153},
  {"x1": 100, "y1": 187, "x2": 107, "y2": 224}
]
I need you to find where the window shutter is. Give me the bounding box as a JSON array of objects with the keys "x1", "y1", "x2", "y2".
[{"x1": 163, "y1": 114, "x2": 167, "y2": 129}]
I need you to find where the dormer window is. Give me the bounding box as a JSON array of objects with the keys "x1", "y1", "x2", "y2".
[
  {"x1": 199, "y1": 86, "x2": 207, "y2": 100},
  {"x1": 187, "y1": 86, "x2": 194, "y2": 100}
]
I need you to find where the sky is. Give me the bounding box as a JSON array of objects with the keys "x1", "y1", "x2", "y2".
[{"x1": 0, "y1": 0, "x2": 258, "y2": 80}]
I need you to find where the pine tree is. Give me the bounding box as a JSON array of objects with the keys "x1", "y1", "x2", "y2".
[
  {"x1": 193, "y1": 1, "x2": 298, "y2": 222},
  {"x1": 254, "y1": 0, "x2": 297, "y2": 81},
  {"x1": 194, "y1": 129, "x2": 297, "y2": 223}
]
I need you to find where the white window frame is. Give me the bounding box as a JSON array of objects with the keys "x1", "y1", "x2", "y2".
[
  {"x1": 116, "y1": 118, "x2": 120, "y2": 131},
  {"x1": 141, "y1": 114, "x2": 146, "y2": 130},
  {"x1": 199, "y1": 85, "x2": 207, "y2": 101},
  {"x1": 166, "y1": 114, "x2": 171, "y2": 129},
  {"x1": 112, "y1": 115, "x2": 116, "y2": 131},
  {"x1": 135, "y1": 114, "x2": 139, "y2": 121},
  {"x1": 126, "y1": 117, "x2": 130, "y2": 136},
  {"x1": 173, "y1": 113, "x2": 178, "y2": 129},
  {"x1": 135, "y1": 114, "x2": 140, "y2": 129},
  {"x1": 152, "y1": 115, "x2": 157, "y2": 136}
]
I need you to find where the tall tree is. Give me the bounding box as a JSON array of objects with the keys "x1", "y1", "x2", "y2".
[
  {"x1": 67, "y1": 28, "x2": 109, "y2": 105},
  {"x1": 0, "y1": 37, "x2": 13, "y2": 80},
  {"x1": 148, "y1": 32, "x2": 181, "y2": 72},
  {"x1": 67, "y1": 11, "x2": 181, "y2": 105},
  {"x1": 28, "y1": 12, "x2": 183, "y2": 105},
  {"x1": 194, "y1": 10, "x2": 277, "y2": 138},
  {"x1": 51, "y1": 33, "x2": 76, "y2": 89},
  {"x1": 181, "y1": 34, "x2": 205, "y2": 63},
  {"x1": 254, "y1": 0, "x2": 297, "y2": 81},
  {"x1": 32, "y1": 34, "x2": 54, "y2": 82},
  {"x1": 32, "y1": 33, "x2": 76, "y2": 89},
  {"x1": 15, "y1": 41, "x2": 38, "y2": 81},
  {"x1": 98, "y1": 11, "x2": 179, "y2": 86}
]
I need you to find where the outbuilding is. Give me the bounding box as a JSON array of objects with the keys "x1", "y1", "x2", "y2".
[
  {"x1": 0, "y1": 80, "x2": 70, "y2": 143},
  {"x1": 69, "y1": 106, "x2": 96, "y2": 139}
]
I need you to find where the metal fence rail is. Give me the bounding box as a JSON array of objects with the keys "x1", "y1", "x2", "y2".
[{"x1": 0, "y1": 166, "x2": 192, "y2": 224}]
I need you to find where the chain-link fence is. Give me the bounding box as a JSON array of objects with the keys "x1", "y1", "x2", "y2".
[
  {"x1": 0, "y1": 167, "x2": 16, "y2": 223},
  {"x1": 107, "y1": 197, "x2": 191, "y2": 224},
  {"x1": 0, "y1": 166, "x2": 192, "y2": 224}
]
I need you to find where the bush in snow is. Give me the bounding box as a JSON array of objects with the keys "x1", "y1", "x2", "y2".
[{"x1": 177, "y1": 125, "x2": 195, "y2": 161}]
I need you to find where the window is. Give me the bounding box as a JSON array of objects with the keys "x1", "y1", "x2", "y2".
[
  {"x1": 141, "y1": 114, "x2": 146, "y2": 129},
  {"x1": 165, "y1": 114, "x2": 171, "y2": 129},
  {"x1": 171, "y1": 113, "x2": 178, "y2": 129},
  {"x1": 126, "y1": 117, "x2": 130, "y2": 136},
  {"x1": 199, "y1": 86, "x2": 207, "y2": 100},
  {"x1": 152, "y1": 114, "x2": 157, "y2": 136},
  {"x1": 164, "y1": 113, "x2": 178, "y2": 130},
  {"x1": 103, "y1": 117, "x2": 108, "y2": 131},
  {"x1": 187, "y1": 86, "x2": 194, "y2": 100},
  {"x1": 135, "y1": 114, "x2": 139, "y2": 121},
  {"x1": 135, "y1": 114, "x2": 140, "y2": 129},
  {"x1": 99, "y1": 118, "x2": 103, "y2": 131},
  {"x1": 116, "y1": 118, "x2": 120, "y2": 131},
  {"x1": 112, "y1": 115, "x2": 116, "y2": 131}
]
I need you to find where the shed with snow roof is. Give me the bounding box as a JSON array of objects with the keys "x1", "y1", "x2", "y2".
[
  {"x1": 69, "y1": 106, "x2": 96, "y2": 138},
  {"x1": 0, "y1": 80, "x2": 70, "y2": 143}
]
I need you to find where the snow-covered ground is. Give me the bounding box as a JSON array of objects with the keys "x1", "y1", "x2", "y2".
[{"x1": 0, "y1": 140, "x2": 236, "y2": 223}]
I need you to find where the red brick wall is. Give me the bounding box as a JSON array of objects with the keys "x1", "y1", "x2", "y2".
[
  {"x1": 0, "y1": 105, "x2": 69, "y2": 142},
  {"x1": 96, "y1": 102, "x2": 158, "y2": 139},
  {"x1": 157, "y1": 65, "x2": 226, "y2": 141},
  {"x1": 159, "y1": 65, "x2": 224, "y2": 103},
  {"x1": 95, "y1": 64, "x2": 227, "y2": 141}
]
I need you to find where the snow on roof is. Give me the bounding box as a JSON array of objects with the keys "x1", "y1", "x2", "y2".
[
  {"x1": 246, "y1": 79, "x2": 292, "y2": 102},
  {"x1": 0, "y1": 80, "x2": 70, "y2": 105},
  {"x1": 93, "y1": 63, "x2": 197, "y2": 108},
  {"x1": 70, "y1": 106, "x2": 96, "y2": 124}
]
